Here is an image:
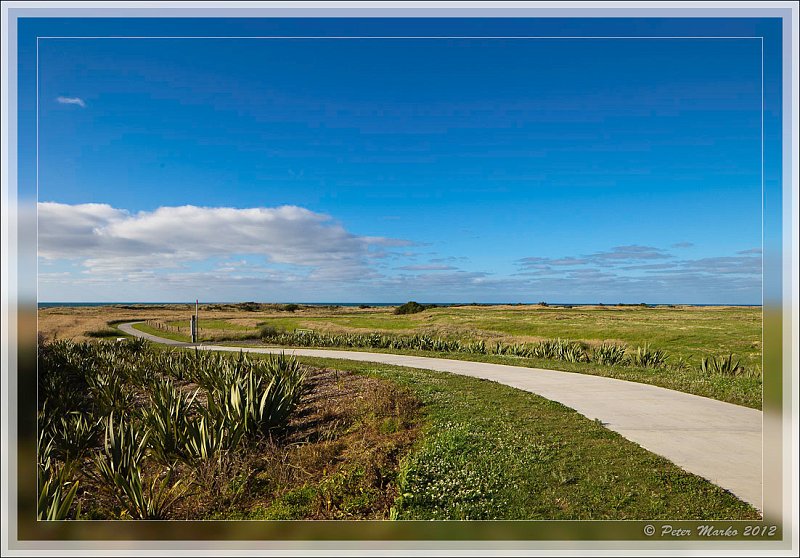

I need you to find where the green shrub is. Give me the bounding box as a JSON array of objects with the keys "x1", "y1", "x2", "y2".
[
  {"x1": 184, "y1": 413, "x2": 232, "y2": 461},
  {"x1": 394, "y1": 301, "x2": 427, "y2": 315},
  {"x1": 591, "y1": 343, "x2": 627, "y2": 366},
  {"x1": 142, "y1": 378, "x2": 198, "y2": 463},
  {"x1": 95, "y1": 414, "x2": 184, "y2": 519},
  {"x1": 259, "y1": 324, "x2": 281, "y2": 338},
  {"x1": 700, "y1": 354, "x2": 747, "y2": 377},
  {"x1": 88, "y1": 372, "x2": 132, "y2": 416},
  {"x1": 554, "y1": 339, "x2": 588, "y2": 363},
  {"x1": 631, "y1": 344, "x2": 668, "y2": 369},
  {"x1": 465, "y1": 340, "x2": 487, "y2": 354},
  {"x1": 37, "y1": 340, "x2": 311, "y2": 519},
  {"x1": 205, "y1": 352, "x2": 307, "y2": 442},
  {"x1": 94, "y1": 414, "x2": 149, "y2": 484},
  {"x1": 85, "y1": 328, "x2": 122, "y2": 338},
  {"x1": 48, "y1": 411, "x2": 100, "y2": 462},
  {"x1": 38, "y1": 434, "x2": 80, "y2": 520},
  {"x1": 531, "y1": 339, "x2": 559, "y2": 359},
  {"x1": 121, "y1": 466, "x2": 187, "y2": 520}
]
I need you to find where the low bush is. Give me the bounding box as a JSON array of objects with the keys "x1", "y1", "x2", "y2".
[
  {"x1": 700, "y1": 354, "x2": 746, "y2": 377},
  {"x1": 85, "y1": 328, "x2": 122, "y2": 338},
  {"x1": 256, "y1": 327, "x2": 760, "y2": 377},
  {"x1": 591, "y1": 343, "x2": 627, "y2": 366},
  {"x1": 38, "y1": 434, "x2": 80, "y2": 520},
  {"x1": 394, "y1": 301, "x2": 429, "y2": 315},
  {"x1": 38, "y1": 339, "x2": 310, "y2": 520},
  {"x1": 259, "y1": 325, "x2": 282, "y2": 338},
  {"x1": 630, "y1": 344, "x2": 668, "y2": 369}
]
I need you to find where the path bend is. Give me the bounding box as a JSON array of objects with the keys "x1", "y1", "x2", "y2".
[{"x1": 118, "y1": 321, "x2": 762, "y2": 511}]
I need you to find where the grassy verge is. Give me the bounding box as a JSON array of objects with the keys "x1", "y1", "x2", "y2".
[
  {"x1": 166, "y1": 318, "x2": 252, "y2": 331},
  {"x1": 222, "y1": 343, "x2": 761, "y2": 410},
  {"x1": 279, "y1": 356, "x2": 761, "y2": 520},
  {"x1": 121, "y1": 320, "x2": 762, "y2": 408},
  {"x1": 130, "y1": 322, "x2": 191, "y2": 342}
]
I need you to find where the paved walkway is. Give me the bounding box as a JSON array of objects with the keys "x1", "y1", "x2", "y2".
[{"x1": 118, "y1": 322, "x2": 763, "y2": 511}]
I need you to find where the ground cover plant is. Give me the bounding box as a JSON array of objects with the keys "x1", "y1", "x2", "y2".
[{"x1": 36, "y1": 339, "x2": 420, "y2": 520}]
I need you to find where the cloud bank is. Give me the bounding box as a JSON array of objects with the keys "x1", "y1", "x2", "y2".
[
  {"x1": 37, "y1": 203, "x2": 761, "y2": 303},
  {"x1": 38, "y1": 202, "x2": 404, "y2": 276}
]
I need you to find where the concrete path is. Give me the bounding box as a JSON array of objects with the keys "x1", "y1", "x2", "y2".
[{"x1": 118, "y1": 321, "x2": 763, "y2": 511}]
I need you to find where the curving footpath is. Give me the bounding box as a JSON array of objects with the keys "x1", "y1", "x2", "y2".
[{"x1": 118, "y1": 321, "x2": 763, "y2": 512}]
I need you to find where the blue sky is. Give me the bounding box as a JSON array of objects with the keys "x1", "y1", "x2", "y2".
[{"x1": 26, "y1": 18, "x2": 780, "y2": 303}]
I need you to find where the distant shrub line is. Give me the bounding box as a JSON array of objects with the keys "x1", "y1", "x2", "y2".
[{"x1": 258, "y1": 327, "x2": 758, "y2": 377}]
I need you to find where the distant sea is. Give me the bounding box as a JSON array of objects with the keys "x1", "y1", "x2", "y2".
[{"x1": 38, "y1": 301, "x2": 762, "y2": 308}]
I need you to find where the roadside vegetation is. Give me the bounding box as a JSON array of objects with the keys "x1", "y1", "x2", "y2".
[
  {"x1": 37, "y1": 339, "x2": 419, "y2": 520},
  {"x1": 252, "y1": 331, "x2": 761, "y2": 409},
  {"x1": 37, "y1": 338, "x2": 759, "y2": 520},
  {"x1": 37, "y1": 303, "x2": 762, "y2": 408},
  {"x1": 127, "y1": 321, "x2": 761, "y2": 409},
  {"x1": 292, "y1": 356, "x2": 760, "y2": 520}
]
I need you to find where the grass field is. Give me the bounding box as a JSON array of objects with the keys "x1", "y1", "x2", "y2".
[
  {"x1": 39, "y1": 303, "x2": 762, "y2": 362},
  {"x1": 38, "y1": 303, "x2": 763, "y2": 408}
]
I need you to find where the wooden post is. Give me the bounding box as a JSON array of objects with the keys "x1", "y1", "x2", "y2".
[{"x1": 190, "y1": 315, "x2": 197, "y2": 343}]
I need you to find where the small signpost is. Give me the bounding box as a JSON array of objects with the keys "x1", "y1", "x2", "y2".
[{"x1": 191, "y1": 299, "x2": 199, "y2": 343}]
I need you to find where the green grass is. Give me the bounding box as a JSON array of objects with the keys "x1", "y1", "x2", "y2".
[
  {"x1": 314, "y1": 306, "x2": 762, "y2": 367},
  {"x1": 226, "y1": 345, "x2": 761, "y2": 410},
  {"x1": 127, "y1": 305, "x2": 763, "y2": 409},
  {"x1": 166, "y1": 319, "x2": 252, "y2": 331},
  {"x1": 267, "y1": 355, "x2": 762, "y2": 520},
  {"x1": 130, "y1": 323, "x2": 190, "y2": 342},
  {"x1": 85, "y1": 328, "x2": 127, "y2": 339},
  {"x1": 173, "y1": 305, "x2": 762, "y2": 368},
  {"x1": 255, "y1": 315, "x2": 418, "y2": 333}
]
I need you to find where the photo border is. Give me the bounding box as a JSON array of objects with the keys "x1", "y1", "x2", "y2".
[{"x1": 2, "y1": 1, "x2": 797, "y2": 555}]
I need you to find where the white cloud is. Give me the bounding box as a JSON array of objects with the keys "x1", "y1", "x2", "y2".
[
  {"x1": 36, "y1": 205, "x2": 762, "y2": 304},
  {"x1": 38, "y1": 202, "x2": 407, "y2": 277},
  {"x1": 584, "y1": 245, "x2": 672, "y2": 263},
  {"x1": 56, "y1": 96, "x2": 86, "y2": 108},
  {"x1": 396, "y1": 264, "x2": 458, "y2": 271}
]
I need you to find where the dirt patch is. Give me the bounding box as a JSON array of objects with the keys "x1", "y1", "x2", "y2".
[{"x1": 101, "y1": 366, "x2": 422, "y2": 520}]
